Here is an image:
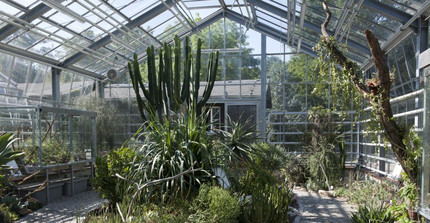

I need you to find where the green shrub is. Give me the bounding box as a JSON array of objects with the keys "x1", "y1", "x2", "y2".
[
  {"x1": 188, "y1": 184, "x2": 240, "y2": 223},
  {"x1": 0, "y1": 204, "x2": 18, "y2": 223},
  {"x1": 93, "y1": 147, "x2": 137, "y2": 204},
  {"x1": 251, "y1": 142, "x2": 287, "y2": 173},
  {"x1": 239, "y1": 164, "x2": 277, "y2": 195},
  {"x1": 22, "y1": 136, "x2": 84, "y2": 165},
  {"x1": 0, "y1": 195, "x2": 21, "y2": 213},
  {"x1": 281, "y1": 153, "x2": 308, "y2": 187},
  {"x1": 27, "y1": 197, "x2": 43, "y2": 211},
  {"x1": 303, "y1": 107, "x2": 345, "y2": 190},
  {"x1": 351, "y1": 205, "x2": 396, "y2": 223},
  {"x1": 75, "y1": 97, "x2": 125, "y2": 153},
  {"x1": 398, "y1": 173, "x2": 418, "y2": 210},
  {"x1": 240, "y1": 184, "x2": 292, "y2": 223},
  {"x1": 345, "y1": 180, "x2": 398, "y2": 208}
]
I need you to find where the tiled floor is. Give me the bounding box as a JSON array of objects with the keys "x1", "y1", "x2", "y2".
[
  {"x1": 17, "y1": 190, "x2": 107, "y2": 223},
  {"x1": 294, "y1": 189, "x2": 356, "y2": 223}
]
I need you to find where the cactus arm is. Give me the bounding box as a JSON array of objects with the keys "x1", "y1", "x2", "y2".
[
  {"x1": 174, "y1": 36, "x2": 181, "y2": 107},
  {"x1": 158, "y1": 49, "x2": 166, "y2": 120},
  {"x1": 147, "y1": 46, "x2": 158, "y2": 108},
  {"x1": 128, "y1": 60, "x2": 147, "y2": 122},
  {"x1": 197, "y1": 51, "x2": 218, "y2": 108},
  {"x1": 193, "y1": 38, "x2": 202, "y2": 104},
  {"x1": 164, "y1": 43, "x2": 174, "y2": 111},
  {"x1": 181, "y1": 36, "x2": 191, "y2": 103},
  {"x1": 130, "y1": 54, "x2": 149, "y2": 100}
]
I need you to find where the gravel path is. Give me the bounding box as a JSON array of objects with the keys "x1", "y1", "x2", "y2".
[
  {"x1": 294, "y1": 189, "x2": 356, "y2": 223},
  {"x1": 17, "y1": 190, "x2": 107, "y2": 223}
]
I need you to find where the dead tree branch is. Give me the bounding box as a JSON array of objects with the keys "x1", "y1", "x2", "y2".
[{"x1": 319, "y1": 2, "x2": 418, "y2": 187}]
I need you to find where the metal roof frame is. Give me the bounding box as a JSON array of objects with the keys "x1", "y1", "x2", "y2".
[{"x1": 0, "y1": 0, "x2": 425, "y2": 78}]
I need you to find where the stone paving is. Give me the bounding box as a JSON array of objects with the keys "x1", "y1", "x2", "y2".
[
  {"x1": 294, "y1": 189, "x2": 356, "y2": 223},
  {"x1": 17, "y1": 190, "x2": 107, "y2": 223}
]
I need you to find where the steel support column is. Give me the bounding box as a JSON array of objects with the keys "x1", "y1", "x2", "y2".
[
  {"x1": 97, "y1": 81, "x2": 104, "y2": 99},
  {"x1": 260, "y1": 34, "x2": 267, "y2": 141},
  {"x1": 52, "y1": 68, "x2": 61, "y2": 107},
  {"x1": 420, "y1": 17, "x2": 430, "y2": 221}
]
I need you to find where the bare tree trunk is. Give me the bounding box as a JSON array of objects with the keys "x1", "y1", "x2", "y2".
[{"x1": 319, "y1": 2, "x2": 418, "y2": 188}]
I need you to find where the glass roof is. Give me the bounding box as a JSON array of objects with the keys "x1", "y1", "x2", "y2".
[{"x1": 0, "y1": 0, "x2": 426, "y2": 79}]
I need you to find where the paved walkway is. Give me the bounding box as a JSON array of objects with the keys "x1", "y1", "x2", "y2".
[
  {"x1": 18, "y1": 190, "x2": 107, "y2": 223},
  {"x1": 294, "y1": 189, "x2": 356, "y2": 223}
]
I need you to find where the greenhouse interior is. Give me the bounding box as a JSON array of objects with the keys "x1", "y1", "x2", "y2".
[{"x1": 0, "y1": 0, "x2": 430, "y2": 222}]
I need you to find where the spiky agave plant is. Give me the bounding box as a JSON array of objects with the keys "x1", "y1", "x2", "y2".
[{"x1": 124, "y1": 108, "x2": 213, "y2": 203}]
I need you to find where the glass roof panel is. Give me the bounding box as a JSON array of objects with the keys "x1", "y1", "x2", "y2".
[
  {"x1": 304, "y1": 5, "x2": 338, "y2": 31},
  {"x1": 142, "y1": 10, "x2": 175, "y2": 37},
  {"x1": 380, "y1": 0, "x2": 419, "y2": 13},
  {"x1": 58, "y1": 49, "x2": 79, "y2": 62},
  {"x1": 0, "y1": 0, "x2": 420, "y2": 78},
  {"x1": 47, "y1": 11, "x2": 79, "y2": 25},
  {"x1": 9, "y1": 32, "x2": 44, "y2": 50},
  {"x1": 15, "y1": 0, "x2": 33, "y2": 8},
  {"x1": 353, "y1": 7, "x2": 400, "y2": 42},
  {"x1": 75, "y1": 56, "x2": 99, "y2": 69},
  {"x1": 68, "y1": 1, "x2": 89, "y2": 17},
  {"x1": 80, "y1": 26, "x2": 104, "y2": 41},
  {"x1": 34, "y1": 21, "x2": 60, "y2": 33},
  {"x1": 84, "y1": 59, "x2": 111, "y2": 73},
  {"x1": 183, "y1": 0, "x2": 220, "y2": 8},
  {"x1": 0, "y1": 2, "x2": 20, "y2": 15},
  {"x1": 120, "y1": 0, "x2": 158, "y2": 20},
  {"x1": 267, "y1": 0, "x2": 287, "y2": 9},
  {"x1": 2, "y1": 30, "x2": 23, "y2": 43},
  {"x1": 46, "y1": 45, "x2": 74, "y2": 60},
  {"x1": 28, "y1": 39, "x2": 61, "y2": 55},
  {"x1": 187, "y1": 7, "x2": 221, "y2": 19},
  {"x1": 256, "y1": 10, "x2": 288, "y2": 32},
  {"x1": 55, "y1": 29, "x2": 74, "y2": 40}
]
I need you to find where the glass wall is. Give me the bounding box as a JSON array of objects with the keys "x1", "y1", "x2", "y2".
[
  {"x1": 0, "y1": 105, "x2": 96, "y2": 167},
  {"x1": 422, "y1": 65, "x2": 430, "y2": 218}
]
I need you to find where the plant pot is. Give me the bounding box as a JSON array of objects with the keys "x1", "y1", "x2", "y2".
[{"x1": 408, "y1": 209, "x2": 418, "y2": 220}]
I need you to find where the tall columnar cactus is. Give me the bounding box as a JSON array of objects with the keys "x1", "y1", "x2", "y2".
[{"x1": 128, "y1": 35, "x2": 219, "y2": 122}]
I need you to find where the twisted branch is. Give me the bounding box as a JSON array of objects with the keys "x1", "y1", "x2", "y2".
[
  {"x1": 319, "y1": 2, "x2": 418, "y2": 187},
  {"x1": 321, "y1": 2, "x2": 370, "y2": 96}
]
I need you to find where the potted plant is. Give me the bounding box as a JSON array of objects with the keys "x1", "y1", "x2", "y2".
[{"x1": 398, "y1": 173, "x2": 419, "y2": 220}]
